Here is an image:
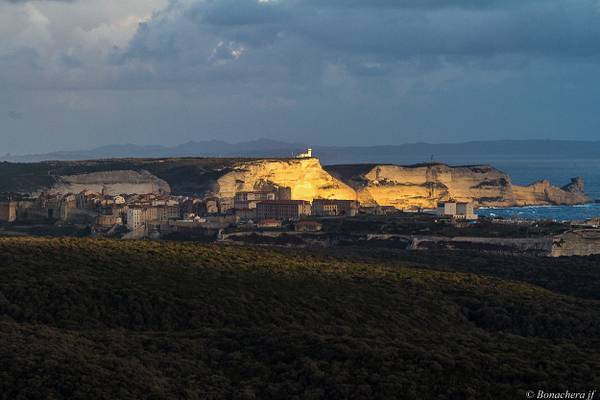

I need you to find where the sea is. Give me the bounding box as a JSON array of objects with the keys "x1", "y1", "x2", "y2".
[{"x1": 474, "y1": 159, "x2": 600, "y2": 221}]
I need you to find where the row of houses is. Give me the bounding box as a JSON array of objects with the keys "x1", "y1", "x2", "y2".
[
  {"x1": 118, "y1": 197, "x2": 359, "y2": 237},
  {"x1": 6, "y1": 186, "x2": 484, "y2": 239},
  {"x1": 252, "y1": 199, "x2": 359, "y2": 221},
  {"x1": 0, "y1": 191, "x2": 196, "y2": 227},
  {"x1": 249, "y1": 199, "x2": 478, "y2": 222},
  {"x1": 0, "y1": 195, "x2": 76, "y2": 222},
  {"x1": 1, "y1": 192, "x2": 477, "y2": 226},
  {"x1": 126, "y1": 205, "x2": 181, "y2": 230}
]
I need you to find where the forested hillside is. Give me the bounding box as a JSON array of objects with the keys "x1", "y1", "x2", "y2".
[{"x1": 0, "y1": 238, "x2": 599, "y2": 399}]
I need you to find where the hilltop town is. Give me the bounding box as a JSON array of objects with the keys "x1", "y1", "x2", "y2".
[
  {"x1": 0, "y1": 183, "x2": 363, "y2": 236},
  {"x1": 0, "y1": 150, "x2": 597, "y2": 256}
]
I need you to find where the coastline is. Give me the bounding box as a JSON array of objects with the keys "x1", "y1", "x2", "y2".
[{"x1": 478, "y1": 202, "x2": 600, "y2": 221}]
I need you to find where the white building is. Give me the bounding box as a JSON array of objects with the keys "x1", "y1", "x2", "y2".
[
  {"x1": 436, "y1": 201, "x2": 478, "y2": 220},
  {"x1": 126, "y1": 206, "x2": 159, "y2": 230},
  {"x1": 234, "y1": 191, "x2": 277, "y2": 210},
  {"x1": 126, "y1": 208, "x2": 145, "y2": 230},
  {"x1": 113, "y1": 195, "x2": 126, "y2": 205},
  {"x1": 312, "y1": 199, "x2": 359, "y2": 216},
  {"x1": 296, "y1": 148, "x2": 313, "y2": 158}
]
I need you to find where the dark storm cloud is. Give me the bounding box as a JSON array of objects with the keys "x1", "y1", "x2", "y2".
[
  {"x1": 300, "y1": 0, "x2": 544, "y2": 11},
  {"x1": 117, "y1": 0, "x2": 600, "y2": 79},
  {"x1": 4, "y1": 0, "x2": 600, "y2": 153},
  {"x1": 195, "y1": 0, "x2": 290, "y2": 26}
]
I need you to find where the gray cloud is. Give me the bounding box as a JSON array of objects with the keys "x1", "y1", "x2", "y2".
[
  {"x1": 2, "y1": 0, "x2": 75, "y2": 2},
  {"x1": 117, "y1": 0, "x2": 600, "y2": 80},
  {"x1": 7, "y1": 111, "x2": 24, "y2": 120},
  {"x1": 301, "y1": 0, "x2": 546, "y2": 11},
  {"x1": 2, "y1": 0, "x2": 600, "y2": 153},
  {"x1": 59, "y1": 53, "x2": 82, "y2": 68}
]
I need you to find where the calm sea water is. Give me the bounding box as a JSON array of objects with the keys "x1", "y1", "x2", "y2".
[
  {"x1": 478, "y1": 204, "x2": 600, "y2": 222},
  {"x1": 475, "y1": 159, "x2": 600, "y2": 221}
]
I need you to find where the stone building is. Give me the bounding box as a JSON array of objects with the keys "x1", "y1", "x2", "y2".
[
  {"x1": 312, "y1": 199, "x2": 359, "y2": 217},
  {"x1": 62, "y1": 194, "x2": 77, "y2": 210},
  {"x1": 13, "y1": 200, "x2": 37, "y2": 221},
  {"x1": 0, "y1": 201, "x2": 17, "y2": 222},
  {"x1": 125, "y1": 204, "x2": 179, "y2": 230},
  {"x1": 76, "y1": 190, "x2": 101, "y2": 209},
  {"x1": 98, "y1": 214, "x2": 122, "y2": 227},
  {"x1": 234, "y1": 191, "x2": 277, "y2": 210},
  {"x1": 205, "y1": 198, "x2": 219, "y2": 214},
  {"x1": 44, "y1": 195, "x2": 70, "y2": 220},
  {"x1": 256, "y1": 200, "x2": 311, "y2": 221},
  {"x1": 181, "y1": 198, "x2": 204, "y2": 215},
  {"x1": 100, "y1": 195, "x2": 126, "y2": 207},
  {"x1": 126, "y1": 207, "x2": 144, "y2": 230},
  {"x1": 157, "y1": 205, "x2": 180, "y2": 221},
  {"x1": 126, "y1": 206, "x2": 158, "y2": 230},
  {"x1": 436, "y1": 201, "x2": 477, "y2": 220},
  {"x1": 218, "y1": 197, "x2": 234, "y2": 213},
  {"x1": 97, "y1": 204, "x2": 126, "y2": 227}
]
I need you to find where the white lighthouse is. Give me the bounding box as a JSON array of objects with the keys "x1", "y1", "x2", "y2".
[{"x1": 296, "y1": 148, "x2": 313, "y2": 158}]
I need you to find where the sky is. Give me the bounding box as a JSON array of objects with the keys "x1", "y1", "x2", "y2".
[{"x1": 1, "y1": 0, "x2": 600, "y2": 154}]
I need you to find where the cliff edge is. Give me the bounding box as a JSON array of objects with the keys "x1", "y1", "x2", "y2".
[
  {"x1": 0, "y1": 158, "x2": 589, "y2": 208},
  {"x1": 48, "y1": 170, "x2": 171, "y2": 196},
  {"x1": 215, "y1": 158, "x2": 356, "y2": 201},
  {"x1": 325, "y1": 163, "x2": 589, "y2": 208}
]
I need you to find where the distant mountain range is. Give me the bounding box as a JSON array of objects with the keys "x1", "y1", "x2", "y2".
[{"x1": 3, "y1": 139, "x2": 600, "y2": 165}]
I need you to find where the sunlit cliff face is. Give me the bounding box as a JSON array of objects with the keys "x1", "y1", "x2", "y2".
[
  {"x1": 35, "y1": 157, "x2": 588, "y2": 208},
  {"x1": 215, "y1": 158, "x2": 357, "y2": 201},
  {"x1": 347, "y1": 164, "x2": 589, "y2": 208},
  {"x1": 214, "y1": 158, "x2": 588, "y2": 208},
  {"x1": 358, "y1": 164, "x2": 511, "y2": 209}
]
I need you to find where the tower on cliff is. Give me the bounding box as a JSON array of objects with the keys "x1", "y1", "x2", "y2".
[{"x1": 296, "y1": 148, "x2": 313, "y2": 158}]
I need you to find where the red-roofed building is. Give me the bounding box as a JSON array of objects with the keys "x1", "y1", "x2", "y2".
[{"x1": 257, "y1": 219, "x2": 282, "y2": 228}]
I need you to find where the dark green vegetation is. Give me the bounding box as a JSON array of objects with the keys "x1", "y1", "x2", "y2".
[
  {"x1": 0, "y1": 223, "x2": 92, "y2": 238},
  {"x1": 319, "y1": 214, "x2": 567, "y2": 238},
  {"x1": 0, "y1": 158, "x2": 255, "y2": 195},
  {"x1": 1, "y1": 238, "x2": 599, "y2": 399},
  {"x1": 316, "y1": 247, "x2": 600, "y2": 301},
  {"x1": 0, "y1": 161, "x2": 56, "y2": 194}
]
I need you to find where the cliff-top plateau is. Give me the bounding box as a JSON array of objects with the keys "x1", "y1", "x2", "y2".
[{"x1": 0, "y1": 157, "x2": 590, "y2": 208}]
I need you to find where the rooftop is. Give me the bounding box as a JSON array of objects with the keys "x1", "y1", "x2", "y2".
[
  {"x1": 313, "y1": 199, "x2": 356, "y2": 204},
  {"x1": 257, "y1": 200, "x2": 310, "y2": 205}
]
